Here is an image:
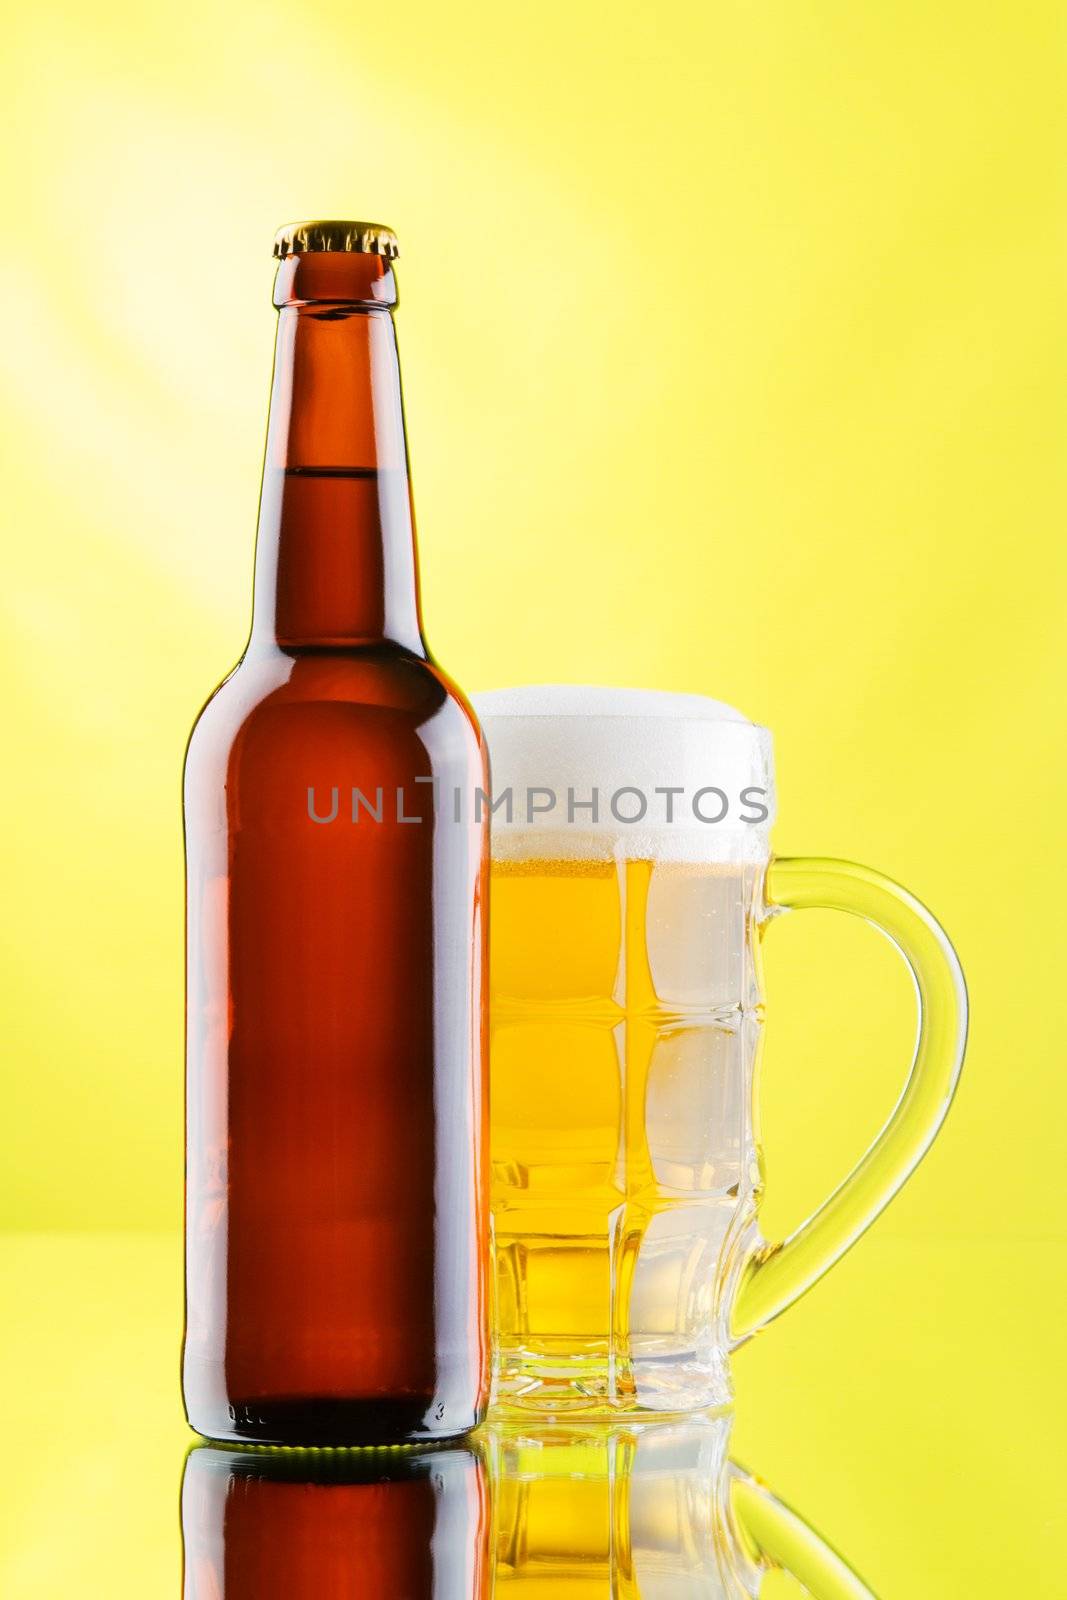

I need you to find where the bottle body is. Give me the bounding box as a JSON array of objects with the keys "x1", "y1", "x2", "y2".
[{"x1": 182, "y1": 230, "x2": 488, "y2": 1443}]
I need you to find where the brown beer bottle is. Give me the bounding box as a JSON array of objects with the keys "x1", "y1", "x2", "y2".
[
  {"x1": 181, "y1": 1442, "x2": 490, "y2": 1598},
  {"x1": 182, "y1": 221, "x2": 488, "y2": 1444}
]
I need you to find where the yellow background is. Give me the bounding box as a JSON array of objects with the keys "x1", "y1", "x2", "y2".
[{"x1": 1, "y1": 1, "x2": 1064, "y2": 1595}]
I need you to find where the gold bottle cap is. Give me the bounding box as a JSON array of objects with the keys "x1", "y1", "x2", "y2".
[{"x1": 272, "y1": 220, "x2": 399, "y2": 260}]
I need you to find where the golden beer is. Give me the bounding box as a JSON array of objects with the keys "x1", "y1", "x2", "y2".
[{"x1": 489, "y1": 851, "x2": 762, "y2": 1413}]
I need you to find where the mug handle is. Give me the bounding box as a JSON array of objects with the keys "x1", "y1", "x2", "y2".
[
  {"x1": 730, "y1": 857, "x2": 967, "y2": 1343},
  {"x1": 728, "y1": 1462, "x2": 878, "y2": 1598}
]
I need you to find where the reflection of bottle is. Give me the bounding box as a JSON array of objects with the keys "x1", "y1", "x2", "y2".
[
  {"x1": 182, "y1": 222, "x2": 488, "y2": 1445},
  {"x1": 181, "y1": 1442, "x2": 490, "y2": 1599},
  {"x1": 486, "y1": 1418, "x2": 876, "y2": 1599}
]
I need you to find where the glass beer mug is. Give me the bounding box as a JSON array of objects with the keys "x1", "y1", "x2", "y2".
[{"x1": 474, "y1": 687, "x2": 967, "y2": 1415}]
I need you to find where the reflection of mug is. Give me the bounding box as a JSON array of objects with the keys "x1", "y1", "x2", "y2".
[
  {"x1": 488, "y1": 1416, "x2": 875, "y2": 1598},
  {"x1": 475, "y1": 687, "x2": 967, "y2": 1416},
  {"x1": 180, "y1": 1443, "x2": 489, "y2": 1597}
]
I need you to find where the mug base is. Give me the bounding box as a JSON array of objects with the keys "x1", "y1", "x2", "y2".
[{"x1": 490, "y1": 1341, "x2": 733, "y2": 1420}]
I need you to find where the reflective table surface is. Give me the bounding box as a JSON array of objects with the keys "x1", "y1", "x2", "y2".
[{"x1": 0, "y1": 1232, "x2": 1059, "y2": 1596}]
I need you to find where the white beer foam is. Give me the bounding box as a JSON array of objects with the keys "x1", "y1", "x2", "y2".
[{"x1": 472, "y1": 686, "x2": 775, "y2": 863}]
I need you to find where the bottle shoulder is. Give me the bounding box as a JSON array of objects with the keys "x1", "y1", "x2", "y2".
[{"x1": 185, "y1": 644, "x2": 485, "y2": 783}]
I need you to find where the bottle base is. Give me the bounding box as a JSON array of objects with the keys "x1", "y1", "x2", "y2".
[{"x1": 188, "y1": 1395, "x2": 485, "y2": 1448}]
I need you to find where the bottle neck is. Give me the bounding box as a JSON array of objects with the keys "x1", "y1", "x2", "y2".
[{"x1": 251, "y1": 266, "x2": 425, "y2": 653}]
